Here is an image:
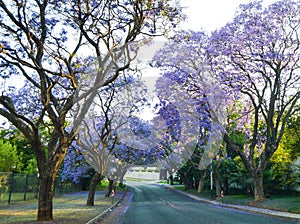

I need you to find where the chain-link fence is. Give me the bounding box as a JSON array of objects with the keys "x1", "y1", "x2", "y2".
[{"x1": 0, "y1": 172, "x2": 82, "y2": 204}]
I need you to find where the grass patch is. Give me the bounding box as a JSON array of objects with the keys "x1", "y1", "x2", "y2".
[
  {"x1": 219, "y1": 194, "x2": 300, "y2": 213},
  {"x1": 253, "y1": 196, "x2": 300, "y2": 213},
  {"x1": 173, "y1": 185, "x2": 185, "y2": 191},
  {"x1": 96, "y1": 180, "x2": 109, "y2": 190},
  {"x1": 124, "y1": 177, "x2": 145, "y2": 182},
  {"x1": 96, "y1": 180, "x2": 127, "y2": 191},
  {"x1": 0, "y1": 192, "x2": 38, "y2": 204},
  {"x1": 219, "y1": 194, "x2": 254, "y2": 205},
  {"x1": 0, "y1": 191, "x2": 121, "y2": 223},
  {"x1": 157, "y1": 181, "x2": 181, "y2": 185},
  {"x1": 172, "y1": 187, "x2": 300, "y2": 214}
]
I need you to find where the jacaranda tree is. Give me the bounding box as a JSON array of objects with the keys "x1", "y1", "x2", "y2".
[
  {"x1": 154, "y1": 0, "x2": 300, "y2": 202},
  {"x1": 0, "y1": 0, "x2": 182, "y2": 220},
  {"x1": 77, "y1": 74, "x2": 147, "y2": 206},
  {"x1": 153, "y1": 30, "x2": 226, "y2": 194},
  {"x1": 208, "y1": 0, "x2": 300, "y2": 201}
]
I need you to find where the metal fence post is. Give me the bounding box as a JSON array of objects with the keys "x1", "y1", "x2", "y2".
[
  {"x1": 59, "y1": 179, "x2": 63, "y2": 196},
  {"x1": 0, "y1": 175, "x2": 3, "y2": 203},
  {"x1": 35, "y1": 174, "x2": 39, "y2": 200},
  {"x1": 8, "y1": 173, "x2": 14, "y2": 204},
  {"x1": 23, "y1": 174, "x2": 29, "y2": 201}
]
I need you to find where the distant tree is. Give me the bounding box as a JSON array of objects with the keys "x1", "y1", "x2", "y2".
[
  {"x1": 61, "y1": 146, "x2": 91, "y2": 185},
  {"x1": 153, "y1": 30, "x2": 225, "y2": 193},
  {"x1": 218, "y1": 155, "x2": 236, "y2": 195},
  {"x1": 76, "y1": 74, "x2": 148, "y2": 205},
  {"x1": 105, "y1": 157, "x2": 131, "y2": 196}
]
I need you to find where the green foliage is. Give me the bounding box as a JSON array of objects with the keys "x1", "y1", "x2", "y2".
[
  {"x1": 229, "y1": 157, "x2": 252, "y2": 189},
  {"x1": 290, "y1": 163, "x2": 300, "y2": 192},
  {"x1": 266, "y1": 113, "x2": 300, "y2": 192},
  {"x1": 226, "y1": 130, "x2": 244, "y2": 159},
  {"x1": 96, "y1": 179, "x2": 126, "y2": 191},
  {"x1": 267, "y1": 146, "x2": 294, "y2": 191},
  {"x1": 96, "y1": 180, "x2": 109, "y2": 190},
  {"x1": 0, "y1": 129, "x2": 35, "y2": 173},
  {"x1": 0, "y1": 139, "x2": 22, "y2": 172},
  {"x1": 280, "y1": 114, "x2": 300, "y2": 160},
  {"x1": 0, "y1": 124, "x2": 54, "y2": 174},
  {"x1": 23, "y1": 158, "x2": 38, "y2": 174}
]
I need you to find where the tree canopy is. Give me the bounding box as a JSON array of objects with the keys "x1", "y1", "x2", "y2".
[
  {"x1": 153, "y1": 0, "x2": 300, "y2": 201},
  {"x1": 0, "y1": 0, "x2": 182, "y2": 220}
]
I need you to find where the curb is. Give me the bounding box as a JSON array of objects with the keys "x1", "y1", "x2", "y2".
[
  {"x1": 164, "y1": 184, "x2": 300, "y2": 221},
  {"x1": 87, "y1": 189, "x2": 127, "y2": 224}
]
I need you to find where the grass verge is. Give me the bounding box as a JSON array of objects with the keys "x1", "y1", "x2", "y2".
[
  {"x1": 0, "y1": 190, "x2": 123, "y2": 224},
  {"x1": 173, "y1": 186, "x2": 300, "y2": 214}
]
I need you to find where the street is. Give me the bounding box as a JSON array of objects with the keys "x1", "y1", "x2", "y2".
[{"x1": 114, "y1": 182, "x2": 298, "y2": 224}]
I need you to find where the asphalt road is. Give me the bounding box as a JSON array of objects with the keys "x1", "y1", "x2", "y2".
[{"x1": 115, "y1": 182, "x2": 298, "y2": 224}]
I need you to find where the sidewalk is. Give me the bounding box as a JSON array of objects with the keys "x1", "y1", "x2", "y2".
[{"x1": 165, "y1": 185, "x2": 300, "y2": 221}]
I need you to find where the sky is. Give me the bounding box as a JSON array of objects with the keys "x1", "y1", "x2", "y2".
[
  {"x1": 138, "y1": 0, "x2": 280, "y2": 62},
  {"x1": 150, "y1": 0, "x2": 281, "y2": 67},
  {"x1": 181, "y1": 0, "x2": 278, "y2": 32}
]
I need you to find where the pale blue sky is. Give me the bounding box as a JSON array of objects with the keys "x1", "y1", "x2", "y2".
[{"x1": 181, "y1": 0, "x2": 278, "y2": 32}]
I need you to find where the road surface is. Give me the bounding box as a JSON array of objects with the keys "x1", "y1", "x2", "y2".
[{"x1": 113, "y1": 182, "x2": 297, "y2": 224}]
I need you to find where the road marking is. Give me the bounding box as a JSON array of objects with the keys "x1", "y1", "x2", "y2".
[{"x1": 160, "y1": 197, "x2": 181, "y2": 210}]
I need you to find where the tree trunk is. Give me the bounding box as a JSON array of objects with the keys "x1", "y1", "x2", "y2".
[
  {"x1": 187, "y1": 175, "x2": 194, "y2": 190},
  {"x1": 197, "y1": 169, "x2": 206, "y2": 193},
  {"x1": 223, "y1": 176, "x2": 229, "y2": 195},
  {"x1": 36, "y1": 142, "x2": 68, "y2": 221},
  {"x1": 246, "y1": 184, "x2": 252, "y2": 197},
  {"x1": 214, "y1": 177, "x2": 221, "y2": 197},
  {"x1": 166, "y1": 169, "x2": 174, "y2": 185},
  {"x1": 105, "y1": 179, "x2": 115, "y2": 197},
  {"x1": 86, "y1": 172, "x2": 102, "y2": 206},
  {"x1": 214, "y1": 164, "x2": 222, "y2": 197},
  {"x1": 37, "y1": 175, "x2": 56, "y2": 221},
  {"x1": 252, "y1": 172, "x2": 265, "y2": 201},
  {"x1": 223, "y1": 133, "x2": 269, "y2": 201},
  {"x1": 119, "y1": 166, "x2": 129, "y2": 186},
  {"x1": 119, "y1": 175, "x2": 125, "y2": 187},
  {"x1": 183, "y1": 166, "x2": 193, "y2": 190},
  {"x1": 169, "y1": 174, "x2": 174, "y2": 185}
]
